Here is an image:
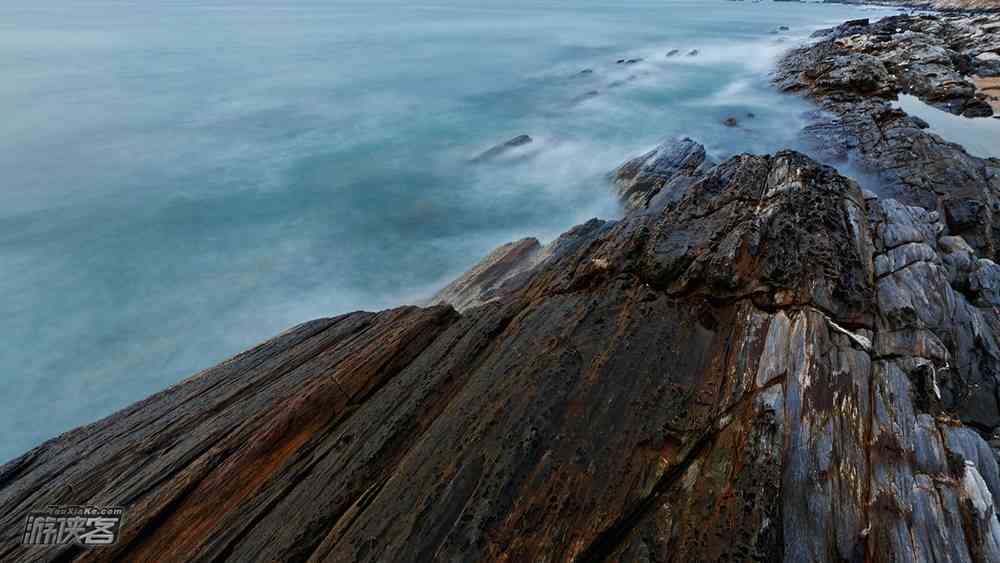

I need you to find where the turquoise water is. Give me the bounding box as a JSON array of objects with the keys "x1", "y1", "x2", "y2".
[{"x1": 0, "y1": 0, "x2": 895, "y2": 461}]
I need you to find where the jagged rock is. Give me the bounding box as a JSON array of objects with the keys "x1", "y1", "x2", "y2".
[
  {"x1": 470, "y1": 134, "x2": 533, "y2": 162},
  {"x1": 6, "y1": 148, "x2": 1000, "y2": 562},
  {"x1": 775, "y1": 14, "x2": 1000, "y2": 260},
  {"x1": 427, "y1": 237, "x2": 541, "y2": 311},
  {"x1": 612, "y1": 137, "x2": 712, "y2": 212},
  {"x1": 5, "y1": 14, "x2": 1000, "y2": 563}
]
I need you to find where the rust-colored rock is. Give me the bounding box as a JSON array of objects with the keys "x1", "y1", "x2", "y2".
[
  {"x1": 5, "y1": 14, "x2": 1000, "y2": 563},
  {"x1": 4, "y1": 145, "x2": 1000, "y2": 562}
]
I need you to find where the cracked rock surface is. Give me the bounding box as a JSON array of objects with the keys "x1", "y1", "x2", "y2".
[
  {"x1": 776, "y1": 14, "x2": 1000, "y2": 259},
  {"x1": 4, "y1": 13, "x2": 1000, "y2": 563},
  {"x1": 5, "y1": 141, "x2": 1000, "y2": 562}
]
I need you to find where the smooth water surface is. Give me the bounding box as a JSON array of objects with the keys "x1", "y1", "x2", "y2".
[
  {"x1": 0, "y1": 0, "x2": 897, "y2": 461},
  {"x1": 895, "y1": 94, "x2": 1000, "y2": 159}
]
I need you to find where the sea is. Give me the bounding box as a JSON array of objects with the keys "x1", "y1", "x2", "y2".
[{"x1": 0, "y1": 0, "x2": 898, "y2": 461}]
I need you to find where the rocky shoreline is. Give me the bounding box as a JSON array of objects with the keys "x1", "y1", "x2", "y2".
[
  {"x1": 829, "y1": 0, "x2": 1000, "y2": 12},
  {"x1": 4, "y1": 11, "x2": 1000, "y2": 563}
]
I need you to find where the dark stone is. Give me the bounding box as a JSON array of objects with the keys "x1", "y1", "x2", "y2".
[
  {"x1": 4, "y1": 14, "x2": 1000, "y2": 563},
  {"x1": 612, "y1": 137, "x2": 712, "y2": 212},
  {"x1": 774, "y1": 14, "x2": 1000, "y2": 260},
  {"x1": 470, "y1": 134, "x2": 533, "y2": 162},
  {"x1": 570, "y1": 90, "x2": 600, "y2": 104},
  {"x1": 2, "y1": 145, "x2": 1000, "y2": 562}
]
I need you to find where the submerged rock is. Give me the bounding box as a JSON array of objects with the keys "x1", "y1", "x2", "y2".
[
  {"x1": 570, "y1": 90, "x2": 600, "y2": 104},
  {"x1": 470, "y1": 134, "x2": 533, "y2": 162}
]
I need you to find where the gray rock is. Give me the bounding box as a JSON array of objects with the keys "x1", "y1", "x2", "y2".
[
  {"x1": 470, "y1": 134, "x2": 533, "y2": 162},
  {"x1": 612, "y1": 137, "x2": 711, "y2": 213}
]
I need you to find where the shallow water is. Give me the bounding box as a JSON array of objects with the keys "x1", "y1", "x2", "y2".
[
  {"x1": 0, "y1": 0, "x2": 897, "y2": 461},
  {"x1": 895, "y1": 94, "x2": 1000, "y2": 159}
]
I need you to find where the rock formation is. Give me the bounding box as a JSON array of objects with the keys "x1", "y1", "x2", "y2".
[
  {"x1": 775, "y1": 14, "x2": 1000, "y2": 259},
  {"x1": 471, "y1": 134, "x2": 534, "y2": 163},
  {"x1": 4, "y1": 13, "x2": 1000, "y2": 563},
  {"x1": 833, "y1": 0, "x2": 1000, "y2": 11}
]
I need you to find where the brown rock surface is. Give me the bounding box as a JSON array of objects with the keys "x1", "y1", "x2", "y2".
[
  {"x1": 5, "y1": 13, "x2": 1000, "y2": 563},
  {"x1": 4, "y1": 146, "x2": 1000, "y2": 561}
]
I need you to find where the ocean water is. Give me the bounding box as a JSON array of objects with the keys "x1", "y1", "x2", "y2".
[{"x1": 0, "y1": 0, "x2": 897, "y2": 462}]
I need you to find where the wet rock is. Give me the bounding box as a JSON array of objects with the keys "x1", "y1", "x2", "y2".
[
  {"x1": 428, "y1": 238, "x2": 541, "y2": 311},
  {"x1": 470, "y1": 134, "x2": 533, "y2": 162},
  {"x1": 722, "y1": 116, "x2": 740, "y2": 126},
  {"x1": 687, "y1": 49, "x2": 699, "y2": 56},
  {"x1": 3, "y1": 147, "x2": 1000, "y2": 562},
  {"x1": 612, "y1": 137, "x2": 712, "y2": 212},
  {"x1": 666, "y1": 48, "x2": 680, "y2": 57},
  {"x1": 775, "y1": 14, "x2": 1000, "y2": 260},
  {"x1": 570, "y1": 90, "x2": 600, "y2": 104}
]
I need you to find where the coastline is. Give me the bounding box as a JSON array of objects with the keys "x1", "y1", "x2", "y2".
[
  {"x1": 822, "y1": 0, "x2": 1000, "y2": 13},
  {"x1": 3, "y1": 7, "x2": 1000, "y2": 562}
]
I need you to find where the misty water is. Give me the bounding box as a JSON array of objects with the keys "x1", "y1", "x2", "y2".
[{"x1": 0, "y1": 0, "x2": 897, "y2": 461}]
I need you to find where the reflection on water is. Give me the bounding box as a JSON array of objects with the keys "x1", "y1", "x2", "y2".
[{"x1": 894, "y1": 94, "x2": 1000, "y2": 159}]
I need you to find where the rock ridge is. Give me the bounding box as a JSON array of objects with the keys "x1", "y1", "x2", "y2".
[{"x1": 3, "y1": 13, "x2": 1000, "y2": 563}]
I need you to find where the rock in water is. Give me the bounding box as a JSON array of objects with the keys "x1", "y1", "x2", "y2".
[
  {"x1": 612, "y1": 137, "x2": 713, "y2": 212},
  {"x1": 774, "y1": 14, "x2": 1000, "y2": 260},
  {"x1": 470, "y1": 134, "x2": 533, "y2": 162},
  {"x1": 7, "y1": 146, "x2": 1000, "y2": 562},
  {"x1": 427, "y1": 237, "x2": 541, "y2": 311},
  {"x1": 570, "y1": 90, "x2": 600, "y2": 104},
  {"x1": 5, "y1": 14, "x2": 1000, "y2": 563}
]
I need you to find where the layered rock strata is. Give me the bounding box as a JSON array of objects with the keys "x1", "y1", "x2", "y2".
[
  {"x1": 775, "y1": 14, "x2": 1000, "y2": 259},
  {"x1": 4, "y1": 138, "x2": 1000, "y2": 561},
  {"x1": 3, "y1": 14, "x2": 1000, "y2": 563}
]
